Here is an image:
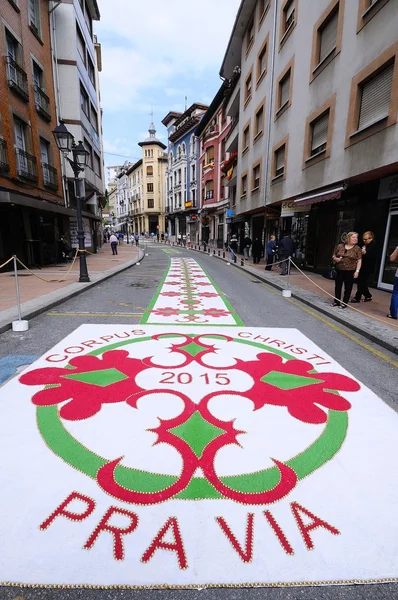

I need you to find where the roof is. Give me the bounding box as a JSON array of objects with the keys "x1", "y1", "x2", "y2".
[
  {"x1": 220, "y1": 0, "x2": 257, "y2": 79},
  {"x1": 138, "y1": 122, "x2": 167, "y2": 149},
  {"x1": 162, "y1": 111, "x2": 183, "y2": 127},
  {"x1": 126, "y1": 159, "x2": 143, "y2": 175},
  {"x1": 86, "y1": 0, "x2": 101, "y2": 20},
  {"x1": 195, "y1": 83, "x2": 227, "y2": 137},
  {"x1": 173, "y1": 103, "x2": 209, "y2": 128}
]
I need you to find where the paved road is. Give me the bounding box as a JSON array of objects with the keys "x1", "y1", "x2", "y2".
[{"x1": 1, "y1": 243, "x2": 397, "y2": 600}]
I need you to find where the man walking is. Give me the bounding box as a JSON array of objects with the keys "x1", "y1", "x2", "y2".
[
  {"x1": 229, "y1": 234, "x2": 238, "y2": 262},
  {"x1": 351, "y1": 231, "x2": 377, "y2": 303},
  {"x1": 110, "y1": 233, "x2": 118, "y2": 255},
  {"x1": 278, "y1": 233, "x2": 294, "y2": 275}
]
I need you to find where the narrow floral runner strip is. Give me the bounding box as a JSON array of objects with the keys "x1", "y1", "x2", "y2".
[
  {"x1": 1, "y1": 324, "x2": 398, "y2": 588},
  {"x1": 141, "y1": 257, "x2": 243, "y2": 326}
]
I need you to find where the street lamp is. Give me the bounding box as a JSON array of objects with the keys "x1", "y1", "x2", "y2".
[{"x1": 53, "y1": 122, "x2": 90, "y2": 282}]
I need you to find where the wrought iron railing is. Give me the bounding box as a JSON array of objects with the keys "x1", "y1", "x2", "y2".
[
  {"x1": 0, "y1": 139, "x2": 10, "y2": 173},
  {"x1": 34, "y1": 85, "x2": 51, "y2": 121},
  {"x1": 6, "y1": 56, "x2": 29, "y2": 100},
  {"x1": 42, "y1": 162, "x2": 58, "y2": 190},
  {"x1": 15, "y1": 148, "x2": 38, "y2": 182}
]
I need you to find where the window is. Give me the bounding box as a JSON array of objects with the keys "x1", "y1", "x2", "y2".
[
  {"x1": 358, "y1": 63, "x2": 394, "y2": 130},
  {"x1": 311, "y1": 111, "x2": 329, "y2": 155},
  {"x1": 276, "y1": 59, "x2": 294, "y2": 117},
  {"x1": 246, "y1": 17, "x2": 255, "y2": 54},
  {"x1": 311, "y1": 1, "x2": 343, "y2": 80},
  {"x1": 88, "y1": 55, "x2": 95, "y2": 87},
  {"x1": 88, "y1": 104, "x2": 97, "y2": 132},
  {"x1": 257, "y1": 37, "x2": 268, "y2": 83},
  {"x1": 319, "y1": 9, "x2": 338, "y2": 64},
  {"x1": 147, "y1": 183, "x2": 154, "y2": 192},
  {"x1": 76, "y1": 25, "x2": 86, "y2": 65},
  {"x1": 84, "y1": 1, "x2": 93, "y2": 35},
  {"x1": 275, "y1": 147, "x2": 285, "y2": 177},
  {"x1": 242, "y1": 123, "x2": 250, "y2": 152},
  {"x1": 29, "y1": 0, "x2": 41, "y2": 35},
  {"x1": 241, "y1": 174, "x2": 248, "y2": 197},
  {"x1": 255, "y1": 103, "x2": 264, "y2": 138},
  {"x1": 206, "y1": 146, "x2": 214, "y2": 165},
  {"x1": 205, "y1": 180, "x2": 214, "y2": 200},
  {"x1": 32, "y1": 61, "x2": 43, "y2": 89},
  {"x1": 279, "y1": 71, "x2": 291, "y2": 109},
  {"x1": 148, "y1": 199, "x2": 154, "y2": 209},
  {"x1": 84, "y1": 139, "x2": 93, "y2": 169},
  {"x1": 245, "y1": 70, "x2": 253, "y2": 105},
  {"x1": 259, "y1": 0, "x2": 270, "y2": 23},
  {"x1": 80, "y1": 84, "x2": 89, "y2": 117},
  {"x1": 252, "y1": 162, "x2": 261, "y2": 190},
  {"x1": 280, "y1": 0, "x2": 297, "y2": 46},
  {"x1": 6, "y1": 32, "x2": 28, "y2": 100},
  {"x1": 357, "y1": 0, "x2": 390, "y2": 32},
  {"x1": 14, "y1": 117, "x2": 37, "y2": 181},
  {"x1": 147, "y1": 166, "x2": 153, "y2": 176}
]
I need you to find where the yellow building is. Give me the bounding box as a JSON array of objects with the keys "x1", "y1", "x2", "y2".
[{"x1": 130, "y1": 122, "x2": 167, "y2": 235}]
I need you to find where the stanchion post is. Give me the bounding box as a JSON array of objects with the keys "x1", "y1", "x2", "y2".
[{"x1": 13, "y1": 256, "x2": 22, "y2": 322}]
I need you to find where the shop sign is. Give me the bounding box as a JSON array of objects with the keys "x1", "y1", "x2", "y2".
[
  {"x1": 226, "y1": 209, "x2": 234, "y2": 217},
  {"x1": 226, "y1": 218, "x2": 233, "y2": 224},
  {"x1": 185, "y1": 201, "x2": 193, "y2": 209},
  {"x1": 281, "y1": 201, "x2": 309, "y2": 218},
  {"x1": 378, "y1": 175, "x2": 398, "y2": 200}
]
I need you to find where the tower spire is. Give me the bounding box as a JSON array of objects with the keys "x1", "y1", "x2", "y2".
[{"x1": 148, "y1": 107, "x2": 156, "y2": 138}]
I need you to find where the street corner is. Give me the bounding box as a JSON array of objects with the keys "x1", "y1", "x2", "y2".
[{"x1": 0, "y1": 323, "x2": 397, "y2": 588}]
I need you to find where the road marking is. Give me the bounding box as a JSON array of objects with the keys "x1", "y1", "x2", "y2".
[{"x1": 47, "y1": 312, "x2": 144, "y2": 318}]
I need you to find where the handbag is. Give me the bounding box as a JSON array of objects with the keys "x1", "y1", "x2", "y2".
[{"x1": 325, "y1": 264, "x2": 337, "y2": 280}]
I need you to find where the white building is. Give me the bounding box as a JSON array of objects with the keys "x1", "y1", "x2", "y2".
[{"x1": 50, "y1": 0, "x2": 105, "y2": 249}]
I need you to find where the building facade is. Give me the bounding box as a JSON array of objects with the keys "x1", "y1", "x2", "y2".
[
  {"x1": 0, "y1": 0, "x2": 64, "y2": 267},
  {"x1": 195, "y1": 84, "x2": 232, "y2": 248},
  {"x1": 51, "y1": 0, "x2": 105, "y2": 251},
  {"x1": 162, "y1": 104, "x2": 208, "y2": 244},
  {"x1": 221, "y1": 0, "x2": 398, "y2": 289}
]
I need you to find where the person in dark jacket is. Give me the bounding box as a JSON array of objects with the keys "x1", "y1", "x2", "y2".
[
  {"x1": 251, "y1": 238, "x2": 263, "y2": 264},
  {"x1": 265, "y1": 236, "x2": 277, "y2": 271},
  {"x1": 229, "y1": 235, "x2": 238, "y2": 261},
  {"x1": 351, "y1": 231, "x2": 377, "y2": 303},
  {"x1": 278, "y1": 233, "x2": 295, "y2": 275}
]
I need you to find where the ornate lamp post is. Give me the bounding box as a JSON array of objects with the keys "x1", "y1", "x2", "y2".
[{"x1": 53, "y1": 122, "x2": 90, "y2": 282}]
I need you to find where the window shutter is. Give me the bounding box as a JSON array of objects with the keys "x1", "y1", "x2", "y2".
[
  {"x1": 286, "y1": 1, "x2": 295, "y2": 19},
  {"x1": 29, "y1": 0, "x2": 39, "y2": 28},
  {"x1": 319, "y1": 11, "x2": 338, "y2": 63},
  {"x1": 358, "y1": 63, "x2": 394, "y2": 130},
  {"x1": 280, "y1": 74, "x2": 290, "y2": 107},
  {"x1": 311, "y1": 112, "x2": 329, "y2": 152},
  {"x1": 276, "y1": 147, "x2": 285, "y2": 171}
]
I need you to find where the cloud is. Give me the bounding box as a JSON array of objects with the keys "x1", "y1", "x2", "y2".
[{"x1": 96, "y1": 0, "x2": 240, "y2": 113}]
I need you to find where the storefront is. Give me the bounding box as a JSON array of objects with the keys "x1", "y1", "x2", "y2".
[
  {"x1": 280, "y1": 201, "x2": 310, "y2": 266},
  {"x1": 378, "y1": 175, "x2": 398, "y2": 291}
]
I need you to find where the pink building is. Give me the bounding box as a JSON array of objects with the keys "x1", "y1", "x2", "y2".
[{"x1": 196, "y1": 84, "x2": 232, "y2": 248}]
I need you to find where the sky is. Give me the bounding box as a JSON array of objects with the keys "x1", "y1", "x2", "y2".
[{"x1": 94, "y1": 0, "x2": 241, "y2": 178}]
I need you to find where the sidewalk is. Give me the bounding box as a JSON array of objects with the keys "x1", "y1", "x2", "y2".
[
  {"x1": 0, "y1": 242, "x2": 144, "y2": 333},
  {"x1": 188, "y1": 245, "x2": 398, "y2": 356}
]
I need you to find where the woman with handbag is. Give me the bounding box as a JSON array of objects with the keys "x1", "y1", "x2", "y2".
[{"x1": 332, "y1": 232, "x2": 362, "y2": 309}]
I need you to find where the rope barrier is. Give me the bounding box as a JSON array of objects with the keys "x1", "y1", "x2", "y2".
[
  {"x1": 15, "y1": 249, "x2": 79, "y2": 283},
  {"x1": 289, "y1": 259, "x2": 398, "y2": 330},
  {"x1": 0, "y1": 257, "x2": 14, "y2": 270}
]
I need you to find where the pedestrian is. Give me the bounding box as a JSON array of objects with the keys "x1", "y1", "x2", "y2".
[
  {"x1": 178, "y1": 233, "x2": 182, "y2": 246},
  {"x1": 156, "y1": 232, "x2": 160, "y2": 242},
  {"x1": 387, "y1": 246, "x2": 398, "y2": 319},
  {"x1": 252, "y1": 237, "x2": 263, "y2": 264},
  {"x1": 182, "y1": 234, "x2": 187, "y2": 247},
  {"x1": 351, "y1": 231, "x2": 377, "y2": 303},
  {"x1": 278, "y1": 233, "x2": 294, "y2": 275},
  {"x1": 243, "y1": 235, "x2": 252, "y2": 260},
  {"x1": 134, "y1": 233, "x2": 139, "y2": 247},
  {"x1": 118, "y1": 232, "x2": 124, "y2": 245},
  {"x1": 332, "y1": 232, "x2": 362, "y2": 308},
  {"x1": 265, "y1": 235, "x2": 277, "y2": 271},
  {"x1": 229, "y1": 234, "x2": 238, "y2": 262},
  {"x1": 110, "y1": 233, "x2": 118, "y2": 255}
]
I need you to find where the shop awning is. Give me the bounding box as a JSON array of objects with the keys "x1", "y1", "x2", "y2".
[
  {"x1": 0, "y1": 189, "x2": 101, "y2": 220},
  {"x1": 294, "y1": 186, "x2": 345, "y2": 206}
]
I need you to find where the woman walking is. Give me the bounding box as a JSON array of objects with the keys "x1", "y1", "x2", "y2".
[
  {"x1": 387, "y1": 246, "x2": 398, "y2": 319},
  {"x1": 332, "y1": 232, "x2": 362, "y2": 308}
]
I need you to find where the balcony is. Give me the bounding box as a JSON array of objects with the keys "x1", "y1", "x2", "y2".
[
  {"x1": 34, "y1": 86, "x2": 51, "y2": 122},
  {"x1": 190, "y1": 179, "x2": 197, "y2": 188},
  {"x1": 205, "y1": 190, "x2": 214, "y2": 200},
  {"x1": 42, "y1": 163, "x2": 58, "y2": 190},
  {"x1": 225, "y1": 119, "x2": 239, "y2": 154},
  {"x1": 15, "y1": 148, "x2": 38, "y2": 182},
  {"x1": 6, "y1": 56, "x2": 29, "y2": 101},
  {"x1": 174, "y1": 182, "x2": 182, "y2": 191},
  {"x1": 204, "y1": 125, "x2": 219, "y2": 139},
  {"x1": 0, "y1": 139, "x2": 10, "y2": 174}
]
